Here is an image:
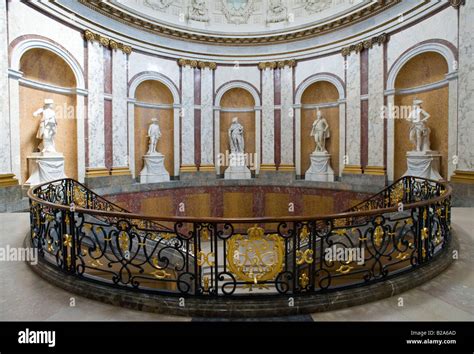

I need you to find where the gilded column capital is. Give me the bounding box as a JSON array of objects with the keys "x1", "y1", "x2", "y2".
[
  {"x1": 198, "y1": 61, "x2": 217, "y2": 70},
  {"x1": 178, "y1": 58, "x2": 198, "y2": 68},
  {"x1": 341, "y1": 33, "x2": 389, "y2": 57},
  {"x1": 449, "y1": 0, "x2": 465, "y2": 9},
  {"x1": 258, "y1": 61, "x2": 277, "y2": 70},
  {"x1": 83, "y1": 30, "x2": 132, "y2": 54}
]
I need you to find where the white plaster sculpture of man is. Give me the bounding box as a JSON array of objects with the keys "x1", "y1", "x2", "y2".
[
  {"x1": 229, "y1": 117, "x2": 245, "y2": 154},
  {"x1": 34, "y1": 98, "x2": 57, "y2": 154},
  {"x1": 147, "y1": 118, "x2": 162, "y2": 155},
  {"x1": 310, "y1": 109, "x2": 330, "y2": 153},
  {"x1": 408, "y1": 99, "x2": 431, "y2": 152}
]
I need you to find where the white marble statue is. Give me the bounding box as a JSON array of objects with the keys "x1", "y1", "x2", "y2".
[
  {"x1": 33, "y1": 99, "x2": 57, "y2": 154},
  {"x1": 229, "y1": 117, "x2": 245, "y2": 154},
  {"x1": 408, "y1": 99, "x2": 431, "y2": 152},
  {"x1": 310, "y1": 109, "x2": 330, "y2": 153},
  {"x1": 189, "y1": 0, "x2": 209, "y2": 22},
  {"x1": 147, "y1": 118, "x2": 162, "y2": 155}
]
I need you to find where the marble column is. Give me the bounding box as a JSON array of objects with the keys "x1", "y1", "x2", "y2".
[
  {"x1": 386, "y1": 91, "x2": 396, "y2": 181},
  {"x1": 111, "y1": 49, "x2": 130, "y2": 175},
  {"x1": 280, "y1": 64, "x2": 295, "y2": 170},
  {"x1": 86, "y1": 40, "x2": 106, "y2": 175},
  {"x1": 344, "y1": 51, "x2": 362, "y2": 173},
  {"x1": 180, "y1": 62, "x2": 196, "y2": 172},
  {"x1": 200, "y1": 66, "x2": 214, "y2": 170},
  {"x1": 261, "y1": 67, "x2": 275, "y2": 170},
  {"x1": 454, "y1": 1, "x2": 474, "y2": 180},
  {"x1": 0, "y1": 2, "x2": 17, "y2": 186},
  {"x1": 366, "y1": 44, "x2": 385, "y2": 174}
]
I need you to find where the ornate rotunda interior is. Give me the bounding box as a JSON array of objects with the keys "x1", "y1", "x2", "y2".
[{"x1": 0, "y1": 0, "x2": 473, "y2": 326}]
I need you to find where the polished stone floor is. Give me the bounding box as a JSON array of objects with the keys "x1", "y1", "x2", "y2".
[{"x1": 0, "y1": 209, "x2": 472, "y2": 321}]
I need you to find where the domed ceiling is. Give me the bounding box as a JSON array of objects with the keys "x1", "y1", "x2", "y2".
[{"x1": 79, "y1": 0, "x2": 401, "y2": 44}]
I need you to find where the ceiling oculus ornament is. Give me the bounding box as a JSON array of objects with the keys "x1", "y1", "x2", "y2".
[{"x1": 221, "y1": 0, "x2": 255, "y2": 24}]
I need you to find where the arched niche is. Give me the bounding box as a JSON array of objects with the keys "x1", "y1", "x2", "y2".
[
  {"x1": 394, "y1": 52, "x2": 449, "y2": 180},
  {"x1": 19, "y1": 48, "x2": 78, "y2": 183},
  {"x1": 218, "y1": 88, "x2": 256, "y2": 175},
  {"x1": 134, "y1": 80, "x2": 175, "y2": 178},
  {"x1": 300, "y1": 81, "x2": 340, "y2": 176}
]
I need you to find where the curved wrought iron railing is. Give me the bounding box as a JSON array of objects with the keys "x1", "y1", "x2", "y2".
[{"x1": 28, "y1": 176, "x2": 451, "y2": 297}]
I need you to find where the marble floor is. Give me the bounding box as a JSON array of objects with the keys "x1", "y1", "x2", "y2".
[{"x1": 0, "y1": 209, "x2": 473, "y2": 322}]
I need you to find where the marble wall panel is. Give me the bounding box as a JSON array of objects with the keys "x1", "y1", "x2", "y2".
[
  {"x1": 87, "y1": 40, "x2": 105, "y2": 168},
  {"x1": 200, "y1": 68, "x2": 214, "y2": 166},
  {"x1": 261, "y1": 68, "x2": 275, "y2": 166},
  {"x1": 0, "y1": 1, "x2": 10, "y2": 174},
  {"x1": 457, "y1": 1, "x2": 474, "y2": 171},
  {"x1": 367, "y1": 43, "x2": 385, "y2": 167},
  {"x1": 112, "y1": 50, "x2": 129, "y2": 168},
  {"x1": 346, "y1": 52, "x2": 361, "y2": 167},
  {"x1": 181, "y1": 65, "x2": 195, "y2": 166},
  {"x1": 280, "y1": 66, "x2": 294, "y2": 166}
]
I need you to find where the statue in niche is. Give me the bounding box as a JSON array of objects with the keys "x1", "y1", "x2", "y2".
[
  {"x1": 266, "y1": 0, "x2": 287, "y2": 24},
  {"x1": 408, "y1": 99, "x2": 431, "y2": 152},
  {"x1": 189, "y1": 0, "x2": 209, "y2": 22},
  {"x1": 147, "y1": 118, "x2": 162, "y2": 155},
  {"x1": 310, "y1": 109, "x2": 330, "y2": 153},
  {"x1": 34, "y1": 99, "x2": 57, "y2": 154},
  {"x1": 229, "y1": 117, "x2": 245, "y2": 154}
]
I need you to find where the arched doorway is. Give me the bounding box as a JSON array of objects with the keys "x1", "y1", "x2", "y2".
[
  {"x1": 133, "y1": 80, "x2": 175, "y2": 179},
  {"x1": 218, "y1": 88, "x2": 256, "y2": 175},
  {"x1": 300, "y1": 81, "x2": 340, "y2": 177},
  {"x1": 19, "y1": 48, "x2": 78, "y2": 183},
  {"x1": 393, "y1": 52, "x2": 449, "y2": 180}
]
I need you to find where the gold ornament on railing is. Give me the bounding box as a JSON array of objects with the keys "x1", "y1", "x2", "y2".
[{"x1": 226, "y1": 225, "x2": 284, "y2": 287}]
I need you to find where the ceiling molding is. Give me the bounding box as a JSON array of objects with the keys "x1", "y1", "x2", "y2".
[{"x1": 78, "y1": 0, "x2": 401, "y2": 46}]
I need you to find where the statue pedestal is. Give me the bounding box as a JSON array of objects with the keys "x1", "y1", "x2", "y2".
[
  {"x1": 305, "y1": 152, "x2": 335, "y2": 182},
  {"x1": 140, "y1": 153, "x2": 170, "y2": 183},
  {"x1": 403, "y1": 151, "x2": 442, "y2": 180},
  {"x1": 24, "y1": 152, "x2": 67, "y2": 186},
  {"x1": 224, "y1": 165, "x2": 251, "y2": 179}
]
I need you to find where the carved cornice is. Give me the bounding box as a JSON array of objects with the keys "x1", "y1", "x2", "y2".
[
  {"x1": 78, "y1": 0, "x2": 401, "y2": 46},
  {"x1": 341, "y1": 33, "x2": 389, "y2": 57},
  {"x1": 258, "y1": 59, "x2": 296, "y2": 70},
  {"x1": 449, "y1": 0, "x2": 465, "y2": 9},
  {"x1": 84, "y1": 30, "x2": 132, "y2": 54}
]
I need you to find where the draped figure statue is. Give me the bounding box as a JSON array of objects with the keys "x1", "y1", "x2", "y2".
[{"x1": 34, "y1": 99, "x2": 57, "y2": 154}]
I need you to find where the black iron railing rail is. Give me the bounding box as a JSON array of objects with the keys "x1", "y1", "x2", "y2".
[{"x1": 28, "y1": 176, "x2": 451, "y2": 297}]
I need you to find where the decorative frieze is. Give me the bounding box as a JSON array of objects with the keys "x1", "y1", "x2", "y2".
[
  {"x1": 341, "y1": 33, "x2": 389, "y2": 57},
  {"x1": 258, "y1": 60, "x2": 296, "y2": 70},
  {"x1": 84, "y1": 30, "x2": 132, "y2": 54}
]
